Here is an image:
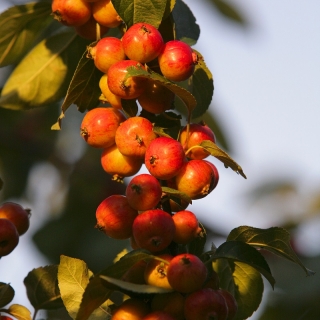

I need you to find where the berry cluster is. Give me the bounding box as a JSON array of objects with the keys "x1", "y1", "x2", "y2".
[{"x1": 0, "y1": 202, "x2": 30, "y2": 257}]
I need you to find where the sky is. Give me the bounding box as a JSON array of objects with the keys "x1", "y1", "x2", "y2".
[{"x1": 1, "y1": 1, "x2": 320, "y2": 319}]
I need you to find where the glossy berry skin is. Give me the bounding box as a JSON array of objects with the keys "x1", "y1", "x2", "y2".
[
  {"x1": 158, "y1": 40, "x2": 196, "y2": 82},
  {"x1": 80, "y1": 107, "x2": 126, "y2": 148},
  {"x1": 0, "y1": 218, "x2": 19, "y2": 257},
  {"x1": 166, "y1": 253, "x2": 208, "y2": 293},
  {"x1": 99, "y1": 74, "x2": 122, "y2": 109},
  {"x1": 111, "y1": 298, "x2": 150, "y2": 320},
  {"x1": 126, "y1": 174, "x2": 162, "y2": 211},
  {"x1": 92, "y1": 0, "x2": 122, "y2": 28},
  {"x1": 145, "y1": 137, "x2": 186, "y2": 180},
  {"x1": 0, "y1": 202, "x2": 30, "y2": 235},
  {"x1": 51, "y1": 0, "x2": 91, "y2": 27},
  {"x1": 184, "y1": 288, "x2": 229, "y2": 320},
  {"x1": 107, "y1": 60, "x2": 147, "y2": 99},
  {"x1": 179, "y1": 123, "x2": 216, "y2": 160},
  {"x1": 95, "y1": 195, "x2": 138, "y2": 239},
  {"x1": 217, "y1": 289, "x2": 238, "y2": 320},
  {"x1": 89, "y1": 37, "x2": 126, "y2": 73},
  {"x1": 115, "y1": 117, "x2": 158, "y2": 159},
  {"x1": 122, "y1": 22, "x2": 164, "y2": 63},
  {"x1": 132, "y1": 209, "x2": 175, "y2": 253}
]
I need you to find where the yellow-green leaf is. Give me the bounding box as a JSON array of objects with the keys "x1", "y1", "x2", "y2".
[
  {"x1": 200, "y1": 140, "x2": 246, "y2": 178},
  {"x1": 8, "y1": 304, "x2": 32, "y2": 320}
]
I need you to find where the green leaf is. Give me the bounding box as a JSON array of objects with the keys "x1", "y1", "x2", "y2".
[
  {"x1": 212, "y1": 258, "x2": 235, "y2": 292},
  {"x1": 0, "y1": 283, "x2": 14, "y2": 308},
  {"x1": 126, "y1": 65, "x2": 197, "y2": 119},
  {"x1": 228, "y1": 226, "x2": 316, "y2": 277},
  {"x1": 191, "y1": 51, "x2": 214, "y2": 119},
  {"x1": 52, "y1": 48, "x2": 102, "y2": 130},
  {"x1": 76, "y1": 249, "x2": 153, "y2": 320},
  {"x1": 58, "y1": 255, "x2": 109, "y2": 320},
  {"x1": 213, "y1": 240, "x2": 275, "y2": 288},
  {"x1": 199, "y1": 140, "x2": 246, "y2": 178},
  {"x1": 0, "y1": 2, "x2": 52, "y2": 67},
  {"x1": 0, "y1": 31, "x2": 84, "y2": 110},
  {"x1": 161, "y1": 186, "x2": 192, "y2": 204},
  {"x1": 172, "y1": 0, "x2": 200, "y2": 45},
  {"x1": 100, "y1": 275, "x2": 173, "y2": 294},
  {"x1": 7, "y1": 304, "x2": 32, "y2": 320},
  {"x1": 112, "y1": 0, "x2": 167, "y2": 28},
  {"x1": 23, "y1": 265, "x2": 63, "y2": 311}
]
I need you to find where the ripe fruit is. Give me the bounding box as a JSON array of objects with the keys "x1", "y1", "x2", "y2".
[
  {"x1": 158, "y1": 40, "x2": 196, "y2": 82},
  {"x1": 89, "y1": 37, "x2": 126, "y2": 73},
  {"x1": 99, "y1": 74, "x2": 122, "y2": 109},
  {"x1": 0, "y1": 316, "x2": 14, "y2": 320},
  {"x1": 75, "y1": 17, "x2": 109, "y2": 40},
  {"x1": 217, "y1": 289, "x2": 238, "y2": 320},
  {"x1": 107, "y1": 60, "x2": 147, "y2": 99},
  {"x1": 80, "y1": 107, "x2": 126, "y2": 148},
  {"x1": 145, "y1": 137, "x2": 186, "y2": 180},
  {"x1": 101, "y1": 144, "x2": 143, "y2": 181},
  {"x1": 0, "y1": 218, "x2": 19, "y2": 257},
  {"x1": 122, "y1": 22, "x2": 164, "y2": 63},
  {"x1": 179, "y1": 123, "x2": 216, "y2": 160},
  {"x1": 151, "y1": 292, "x2": 185, "y2": 320},
  {"x1": 51, "y1": 0, "x2": 92, "y2": 27},
  {"x1": 172, "y1": 210, "x2": 201, "y2": 245},
  {"x1": 174, "y1": 160, "x2": 216, "y2": 199},
  {"x1": 204, "y1": 160, "x2": 220, "y2": 191},
  {"x1": 92, "y1": 0, "x2": 122, "y2": 28},
  {"x1": 132, "y1": 209, "x2": 175, "y2": 253},
  {"x1": 166, "y1": 253, "x2": 207, "y2": 293},
  {"x1": 184, "y1": 288, "x2": 229, "y2": 320},
  {"x1": 203, "y1": 269, "x2": 220, "y2": 291},
  {"x1": 126, "y1": 174, "x2": 162, "y2": 211},
  {"x1": 0, "y1": 202, "x2": 31, "y2": 236},
  {"x1": 142, "y1": 311, "x2": 176, "y2": 320},
  {"x1": 111, "y1": 298, "x2": 150, "y2": 320},
  {"x1": 144, "y1": 254, "x2": 173, "y2": 289},
  {"x1": 115, "y1": 117, "x2": 157, "y2": 159},
  {"x1": 137, "y1": 80, "x2": 174, "y2": 114},
  {"x1": 95, "y1": 195, "x2": 138, "y2": 239}
]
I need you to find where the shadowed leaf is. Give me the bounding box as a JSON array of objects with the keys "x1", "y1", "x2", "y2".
[
  {"x1": 161, "y1": 186, "x2": 192, "y2": 204},
  {"x1": 0, "y1": 282, "x2": 14, "y2": 308}
]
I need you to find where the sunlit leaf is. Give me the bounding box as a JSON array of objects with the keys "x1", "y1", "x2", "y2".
[
  {"x1": 0, "y1": 282, "x2": 14, "y2": 308},
  {"x1": 200, "y1": 140, "x2": 246, "y2": 178},
  {"x1": 8, "y1": 304, "x2": 32, "y2": 320},
  {"x1": 23, "y1": 265, "x2": 63, "y2": 311},
  {"x1": 172, "y1": 0, "x2": 200, "y2": 45},
  {"x1": 112, "y1": 0, "x2": 167, "y2": 28},
  {"x1": 161, "y1": 186, "x2": 192, "y2": 204},
  {"x1": 0, "y1": 31, "x2": 84, "y2": 110},
  {"x1": 213, "y1": 240, "x2": 275, "y2": 288},
  {"x1": 228, "y1": 226, "x2": 315, "y2": 276},
  {"x1": 0, "y1": 2, "x2": 52, "y2": 67}
]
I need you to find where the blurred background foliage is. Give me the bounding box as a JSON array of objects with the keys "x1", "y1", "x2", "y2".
[{"x1": 1, "y1": 0, "x2": 320, "y2": 319}]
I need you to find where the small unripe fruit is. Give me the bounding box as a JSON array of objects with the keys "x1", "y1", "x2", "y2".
[
  {"x1": 0, "y1": 218, "x2": 19, "y2": 257},
  {"x1": 0, "y1": 202, "x2": 31, "y2": 235},
  {"x1": 167, "y1": 253, "x2": 207, "y2": 293},
  {"x1": 95, "y1": 195, "x2": 138, "y2": 239}
]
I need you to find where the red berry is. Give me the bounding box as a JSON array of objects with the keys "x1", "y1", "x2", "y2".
[{"x1": 0, "y1": 218, "x2": 19, "y2": 257}]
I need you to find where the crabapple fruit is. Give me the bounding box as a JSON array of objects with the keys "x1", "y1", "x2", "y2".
[
  {"x1": 0, "y1": 218, "x2": 19, "y2": 257},
  {"x1": 142, "y1": 311, "x2": 176, "y2": 320},
  {"x1": 122, "y1": 22, "x2": 164, "y2": 63},
  {"x1": 99, "y1": 74, "x2": 122, "y2": 109},
  {"x1": 75, "y1": 17, "x2": 109, "y2": 40},
  {"x1": 166, "y1": 253, "x2": 207, "y2": 293},
  {"x1": 111, "y1": 298, "x2": 150, "y2": 320},
  {"x1": 95, "y1": 195, "x2": 138, "y2": 239},
  {"x1": 217, "y1": 289, "x2": 238, "y2": 320},
  {"x1": 132, "y1": 209, "x2": 175, "y2": 253},
  {"x1": 92, "y1": 0, "x2": 122, "y2": 28},
  {"x1": 115, "y1": 117, "x2": 157, "y2": 159},
  {"x1": 0, "y1": 202, "x2": 31, "y2": 236},
  {"x1": 80, "y1": 107, "x2": 125, "y2": 148}
]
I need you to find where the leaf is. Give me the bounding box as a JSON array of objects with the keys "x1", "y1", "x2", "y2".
[
  {"x1": 122, "y1": 99, "x2": 138, "y2": 117},
  {"x1": 76, "y1": 249, "x2": 153, "y2": 320},
  {"x1": 161, "y1": 186, "x2": 192, "y2": 204},
  {"x1": 228, "y1": 226, "x2": 316, "y2": 277},
  {"x1": 58, "y1": 255, "x2": 109, "y2": 320},
  {"x1": 212, "y1": 240, "x2": 275, "y2": 288},
  {"x1": 0, "y1": 283, "x2": 14, "y2": 308},
  {"x1": 210, "y1": 0, "x2": 247, "y2": 26},
  {"x1": 199, "y1": 140, "x2": 246, "y2": 178},
  {"x1": 126, "y1": 65, "x2": 197, "y2": 118},
  {"x1": 191, "y1": 51, "x2": 214, "y2": 119},
  {"x1": 100, "y1": 275, "x2": 173, "y2": 295},
  {"x1": 188, "y1": 222, "x2": 207, "y2": 257},
  {"x1": 52, "y1": 48, "x2": 102, "y2": 129},
  {"x1": 23, "y1": 265, "x2": 63, "y2": 311},
  {"x1": 112, "y1": 0, "x2": 167, "y2": 28},
  {"x1": 172, "y1": 0, "x2": 200, "y2": 45},
  {"x1": 0, "y1": 31, "x2": 84, "y2": 110},
  {"x1": 7, "y1": 304, "x2": 32, "y2": 320},
  {"x1": 0, "y1": 2, "x2": 53, "y2": 67}
]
